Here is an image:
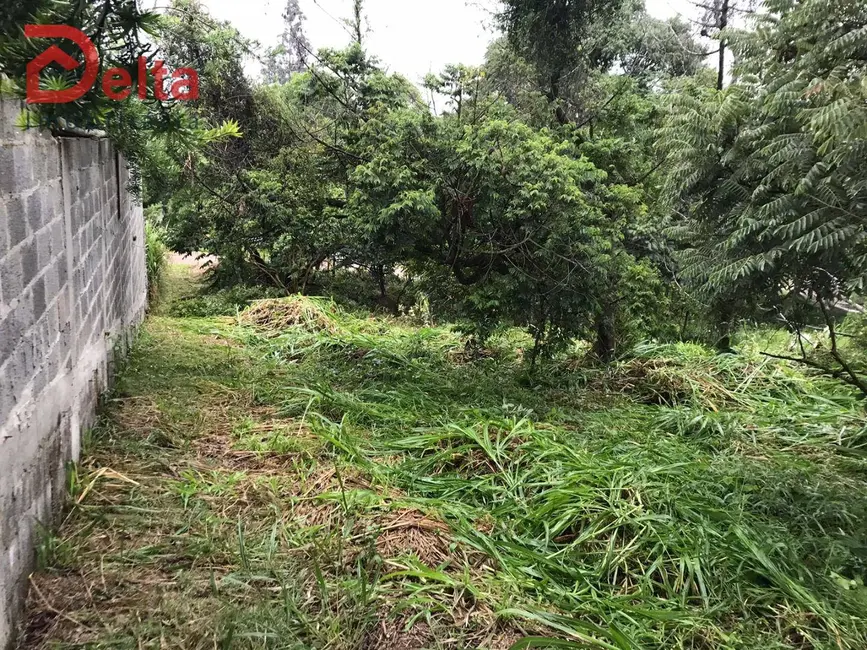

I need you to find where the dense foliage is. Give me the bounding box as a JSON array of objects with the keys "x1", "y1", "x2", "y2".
[
  {"x1": 118, "y1": 0, "x2": 863, "y2": 384},
  {"x1": 141, "y1": 0, "x2": 707, "y2": 362},
  {"x1": 7, "y1": 2, "x2": 867, "y2": 649},
  {"x1": 660, "y1": 0, "x2": 867, "y2": 389},
  {"x1": 4, "y1": 0, "x2": 866, "y2": 377},
  {"x1": 0, "y1": 0, "x2": 240, "y2": 196}
]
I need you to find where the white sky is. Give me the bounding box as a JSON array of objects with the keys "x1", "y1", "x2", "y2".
[{"x1": 193, "y1": 0, "x2": 705, "y2": 83}]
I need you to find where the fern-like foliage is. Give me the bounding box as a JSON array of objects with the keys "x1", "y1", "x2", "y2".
[{"x1": 661, "y1": 0, "x2": 867, "y2": 319}]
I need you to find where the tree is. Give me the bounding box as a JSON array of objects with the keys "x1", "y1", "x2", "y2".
[
  {"x1": 345, "y1": 0, "x2": 367, "y2": 47},
  {"x1": 0, "y1": 0, "x2": 240, "y2": 203},
  {"x1": 0, "y1": 0, "x2": 161, "y2": 129},
  {"x1": 263, "y1": 0, "x2": 310, "y2": 84},
  {"x1": 349, "y1": 75, "x2": 652, "y2": 360},
  {"x1": 619, "y1": 15, "x2": 706, "y2": 85},
  {"x1": 486, "y1": 3, "x2": 709, "y2": 355},
  {"x1": 689, "y1": 0, "x2": 756, "y2": 90},
  {"x1": 661, "y1": 0, "x2": 867, "y2": 390},
  {"x1": 496, "y1": 0, "x2": 635, "y2": 125}
]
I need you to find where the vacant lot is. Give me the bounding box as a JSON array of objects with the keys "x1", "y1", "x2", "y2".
[{"x1": 18, "y1": 265, "x2": 867, "y2": 650}]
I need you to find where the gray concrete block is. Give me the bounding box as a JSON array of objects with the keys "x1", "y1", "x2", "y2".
[
  {"x1": 49, "y1": 220, "x2": 64, "y2": 258},
  {"x1": 31, "y1": 277, "x2": 46, "y2": 320},
  {"x1": 56, "y1": 289, "x2": 70, "y2": 328},
  {"x1": 31, "y1": 365, "x2": 47, "y2": 400},
  {"x1": 20, "y1": 240, "x2": 38, "y2": 287},
  {"x1": 0, "y1": 203, "x2": 7, "y2": 258},
  {"x1": 19, "y1": 328, "x2": 35, "y2": 376},
  {"x1": 26, "y1": 192, "x2": 43, "y2": 234},
  {"x1": 0, "y1": 145, "x2": 15, "y2": 195},
  {"x1": 0, "y1": 250, "x2": 23, "y2": 303},
  {"x1": 37, "y1": 226, "x2": 54, "y2": 268},
  {"x1": 12, "y1": 146, "x2": 34, "y2": 192},
  {"x1": 0, "y1": 97, "x2": 26, "y2": 143},
  {"x1": 43, "y1": 262, "x2": 59, "y2": 301},
  {"x1": 49, "y1": 183, "x2": 63, "y2": 219},
  {"x1": 57, "y1": 251, "x2": 68, "y2": 290},
  {"x1": 6, "y1": 195, "x2": 26, "y2": 247},
  {"x1": 43, "y1": 150, "x2": 61, "y2": 183},
  {"x1": 0, "y1": 314, "x2": 16, "y2": 370},
  {"x1": 0, "y1": 361, "x2": 15, "y2": 434}
]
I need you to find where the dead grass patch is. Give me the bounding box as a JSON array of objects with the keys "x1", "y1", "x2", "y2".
[
  {"x1": 364, "y1": 610, "x2": 434, "y2": 650},
  {"x1": 591, "y1": 356, "x2": 737, "y2": 409},
  {"x1": 107, "y1": 395, "x2": 164, "y2": 438},
  {"x1": 19, "y1": 567, "x2": 222, "y2": 650},
  {"x1": 300, "y1": 464, "x2": 372, "y2": 496},
  {"x1": 362, "y1": 599, "x2": 529, "y2": 650},
  {"x1": 364, "y1": 508, "x2": 453, "y2": 565},
  {"x1": 241, "y1": 296, "x2": 338, "y2": 334},
  {"x1": 172, "y1": 383, "x2": 317, "y2": 472},
  {"x1": 288, "y1": 465, "x2": 375, "y2": 527},
  {"x1": 192, "y1": 426, "x2": 310, "y2": 473}
]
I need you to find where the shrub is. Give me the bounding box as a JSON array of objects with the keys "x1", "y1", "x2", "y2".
[{"x1": 144, "y1": 220, "x2": 167, "y2": 307}]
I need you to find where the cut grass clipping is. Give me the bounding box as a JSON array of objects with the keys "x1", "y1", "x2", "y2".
[
  {"x1": 18, "y1": 264, "x2": 867, "y2": 650},
  {"x1": 241, "y1": 296, "x2": 339, "y2": 334}
]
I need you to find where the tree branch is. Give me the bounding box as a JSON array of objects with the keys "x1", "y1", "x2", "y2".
[{"x1": 818, "y1": 298, "x2": 867, "y2": 396}]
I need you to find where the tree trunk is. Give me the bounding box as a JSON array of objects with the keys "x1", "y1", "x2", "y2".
[
  {"x1": 372, "y1": 264, "x2": 397, "y2": 313},
  {"x1": 715, "y1": 324, "x2": 735, "y2": 354},
  {"x1": 548, "y1": 71, "x2": 568, "y2": 126},
  {"x1": 594, "y1": 304, "x2": 617, "y2": 362},
  {"x1": 373, "y1": 264, "x2": 387, "y2": 299},
  {"x1": 717, "y1": 0, "x2": 729, "y2": 91},
  {"x1": 680, "y1": 310, "x2": 691, "y2": 341},
  {"x1": 352, "y1": 0, "x2": 364, "y2": 46}
]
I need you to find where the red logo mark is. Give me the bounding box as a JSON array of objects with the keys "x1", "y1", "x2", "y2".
[
  {"x1": 25, "y1": 25, "x2": 198, "y2": 104},
  {"x1": 25, "y1": 24, "x2": 99, "y2": 104}
]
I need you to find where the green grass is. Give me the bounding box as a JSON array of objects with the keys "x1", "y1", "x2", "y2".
[
  {"x1": 144, "y1": 221, "x2": 167, "y2": 307},
  {"x1": 18, "y1": 266, "x2": 867, "y2": 649}
]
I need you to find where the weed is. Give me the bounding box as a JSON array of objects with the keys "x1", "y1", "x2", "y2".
[
  {"x1": 18, "y1": 263, "x2": 867, "y2": 650},
  {"x1": 144, "y1": 219, "x2": 167, "y2": 307},
  {"x1": 241, "y1": 295, "x2": 340, "y2": 334}
]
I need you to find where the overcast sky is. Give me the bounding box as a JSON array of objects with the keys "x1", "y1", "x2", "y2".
[{"x1": 191, "y1": 0, "x2": 706, "y2": 83}]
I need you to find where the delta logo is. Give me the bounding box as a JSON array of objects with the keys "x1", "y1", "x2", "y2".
[{"x1": 25, "y1": 25, "x2": 198, "y2": 104}]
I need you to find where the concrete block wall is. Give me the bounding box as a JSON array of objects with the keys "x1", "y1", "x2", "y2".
[{"x1": 0, "y1": 98, "x2": 147, "y2": 649}]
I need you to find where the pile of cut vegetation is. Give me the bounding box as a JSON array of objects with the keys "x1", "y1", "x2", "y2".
[
  {"x1": 589, "y1": 342, "x2": 801, "y2": 410},
  {"x1": 240, "y1": 296, "x2": 339, "y2": 334}
]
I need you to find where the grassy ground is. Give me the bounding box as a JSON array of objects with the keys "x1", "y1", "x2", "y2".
[{"x1": 17, "y1": 264, "x2": 867, "y2": 650}]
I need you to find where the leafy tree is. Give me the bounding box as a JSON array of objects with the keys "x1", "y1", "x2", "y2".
[
  {"x1": 496, "y1": 0, "x2": 636, "y2": 124},
  {"x1": 349, "y1": 77, "x2": 652, "y2": 359},
  {"x1": 0, "y1": 0, "x2": 240, "y2": 204},
  {"x1": 480, "y1": 39, "x2": 553, "y2": 127},
  {"x1": 691, "y1": 0, "x2": 757, "y2": 90},
  {"x1": 161, "y1": 36, "x2": 420, "y2": 290},
  {"x1": 619, "y1": 15, "x2": 706, "y2": 85},
  {"x1": 661, "y1": 0, "x2": 867, "y2": 390},
  {"x1": 0, "y1": 0, "x2": 161, "y2": 129}
]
